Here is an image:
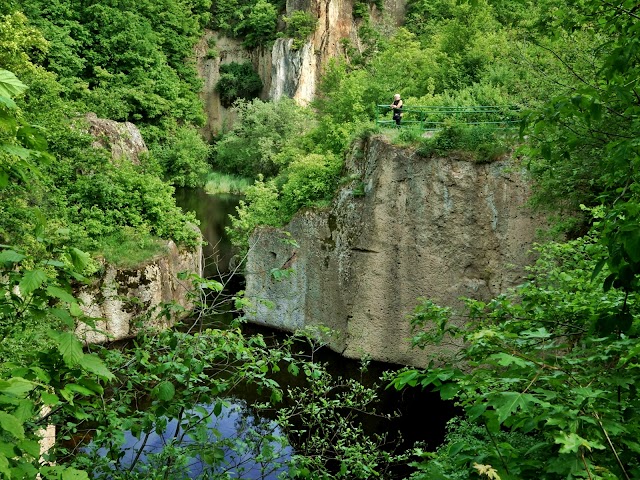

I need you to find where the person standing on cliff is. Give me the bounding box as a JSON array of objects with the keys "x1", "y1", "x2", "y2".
[{"x1": 390, "y1": 93, "x2": 403, "y2": 126}]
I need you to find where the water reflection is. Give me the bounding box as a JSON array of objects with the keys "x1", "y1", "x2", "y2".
[
  {"x1": 174, "y1": 188, "x2": 240, "y2": 278},
  {"x1": 89, "y1": 398, "x2": 292, "y2": 479}
]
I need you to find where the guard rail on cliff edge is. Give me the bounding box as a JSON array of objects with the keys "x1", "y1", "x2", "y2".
[{"x1": 375, "y1": 104, "x2": 521, "y2": 130}]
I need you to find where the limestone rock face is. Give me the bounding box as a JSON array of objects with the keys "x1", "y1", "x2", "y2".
[
  {"x1": 84, "y1": 113, "x2": 148, "y2": 164},
  {"x1": 76, "y1": 240, "x2": 202, "y2": 344},
  {"x1": 196, "y1": 0, "x2": 406, "y2": 134},
  {"x1": 244, "y1": 136, "x2": 544, "y2": 367}
]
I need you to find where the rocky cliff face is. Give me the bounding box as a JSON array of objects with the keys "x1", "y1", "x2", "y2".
[
  {"x1": 76, "y1": 240, "x2": 202, "y2": 344},
  {"x1": 244, "y1": 136, "x2": 544, "y2": 367},
  {"x1": 75, "y1": 115, "x2": 203, "y2": 343},
  {"x1": 196, "y1": 0, "x2": 406, "y2": 135}
]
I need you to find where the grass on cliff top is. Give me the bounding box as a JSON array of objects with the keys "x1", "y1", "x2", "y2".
[
  {"x1": 94, "y1": 229, "x2": 168, "y2": 268},
  {"x1": 386, "y1": 123, "x2": 518, "y2": 163}
]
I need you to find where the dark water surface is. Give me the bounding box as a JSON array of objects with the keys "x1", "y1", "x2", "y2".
[{"x1": 174, "y1": 187, "x2": 240, "y2": 278}]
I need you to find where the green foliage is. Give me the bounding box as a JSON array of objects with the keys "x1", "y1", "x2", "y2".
[
  {"x1": 62, "y1": 325, "x2": 291, "y2": 478},
  {"x1": 275, "y1": 357, "x2": 407, "y2": 478},
  {"x1": 152, "y1": 124, "x2": 210, "y2": 187},
  {"x1": 280, "y1": 153, "x2": 342, "y2": 216},
  {"x1": 227, "y1": 176, "x2": 287, "y2": 250},
  {"x1": 211, "y1": 0, "x2": 282, "y2": 46},
  {"x1": 0, "y1": 242, "x2": 114, "y2": 480},
  {"x1": 409, "y1": 417, "x2": 546, "y2": 479},
  {"x1": 233, "y1": 0, "x2": 278, "y2": 48},
  {"x1": 0, "y1": 13, "x2": 203, "y2": 258},
  {"x1": 213, "y1": 98, "x2": 313, "y2": 178},
  {"x1": 391, "y1": 234, "x2": 640, "y2": 479},
  {"x1": 521, "y1": 2, "x2": 640, "y2": 236},
  {"x1": 65, "y1": 161, "x2": 200, "y2": 248},
  {"x1": 215, "y1": 62, "x2": 263, "y2": 108},
  {"x1": 416, "y1": 122, "x2": 516, "y2": 161},
  {"x1": 281, "y1": 10, "x2": 317, "y2": 50}
]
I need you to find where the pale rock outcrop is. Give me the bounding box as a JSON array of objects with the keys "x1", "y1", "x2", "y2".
[
  {"x1": 195, "y1": 32, "x2": 273, "y2": 140},
  {"x1": 83, "y1": 112, "x2": 148, "y2": 164},
  {"x1": 244, "y1": 136, "x2": 544, "y2": 367},
  {"x1": 76, "y1": 240, "x2": 202, "y2": 344}
]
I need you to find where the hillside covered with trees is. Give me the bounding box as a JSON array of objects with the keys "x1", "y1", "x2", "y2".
[{"x1": 0, "y1": 0, "x2": 639, "y2": 478}]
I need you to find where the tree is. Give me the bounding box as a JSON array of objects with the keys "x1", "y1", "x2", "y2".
[{"x1": 391, "y1": 1, "x2": 640, "y2": 478}]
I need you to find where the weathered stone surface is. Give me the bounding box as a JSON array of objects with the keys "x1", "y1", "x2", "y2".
[
  {"x1": 196, "y1": 0, "x2": 407, "y2": 133},
  {"x1": 84, "y1": 112, "x2": 148, "y2": 164},
  {"x1": 244, "y1": 136, "x2": 545, "y2": 367},
  {"x1": 75, "y1": 240, "x2": 202, "y2": 344}
]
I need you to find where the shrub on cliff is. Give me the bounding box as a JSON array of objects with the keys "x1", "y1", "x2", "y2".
[{"x1": 281, "y1": 10, "x2": 317, "y2": 50}]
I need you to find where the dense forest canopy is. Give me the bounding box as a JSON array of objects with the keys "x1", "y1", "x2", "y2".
[{"x1": 0, "y1": 0, "x2": 639, "y2": 478}]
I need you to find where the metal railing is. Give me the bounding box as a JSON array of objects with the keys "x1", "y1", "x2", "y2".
[{"x1": 375, "y1": 104, "x2": 521, "y2": 130}]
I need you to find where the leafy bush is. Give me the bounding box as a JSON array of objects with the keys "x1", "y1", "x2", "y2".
[
  {"x1": 416, "y1": 122, "x2": 515, "y2": 161},
  {"x1": 66, "y1": 162, "x2": 200, "y2": 249},
  {"x1": 233, "y1": 0, "x2": 278, "y2": 48},
  {"x1": 212, "y1": 98, "x2": 313, "y2": 177},
  {"x1": 215, "y1": 62, "x2": 263, "y2": 108},
  {"x1": 152, "y1": 125, "x2": 210, "y2": 187},
  {"x1": 280, "y1": 153, "x2": 342, "y2": 216},
  {"x1": 392, "y1": 234, "x2": 640, "y2": 478},
  {"x1": 409, "y1": 418, "x2": 546, "y2": 479},
  {"x1": 282, "y1": 10, "x2": 317, "y2": 49},
  {"x1": 227, "y1": 177, "x2": 286, "y2": 252}
]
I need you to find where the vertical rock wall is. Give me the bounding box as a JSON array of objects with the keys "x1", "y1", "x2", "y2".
[
  {"x1": 244, "y1": 137, "x2": 544, "y2": 367},
  {"x1": 75, "y1": 240, "x2": 202, "y2": 344}
]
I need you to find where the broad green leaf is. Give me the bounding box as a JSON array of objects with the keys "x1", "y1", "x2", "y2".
[
  {"x1": 81, "y1": 355, "x2": 114, "y2": 381},
  {"x1": 69, "y1": 302, "x2": 83, "y2": 317},
  {"x1": 69, "y1": 248, "x2": 91, "y2": 272},
  {"x1": 77, "y1": 378, "x2": 104, "y2": 395},
  {"x1": 439, "y1": 382, "x2": 460, "y2": 400},
  {"x1": 0, "y1": 378, "x2": 36, "y2": 397},
  {"x1": 64, "y1": 384, "x2": 95, "y2": 396},
  {"x1": 16, "y1": 125, "x2": 48, "y2": 152},
  {"x1": 152, "y1": 381, "x2": 175, "y2": 401},
  {"x1": 51, "y1": 308, "x2": 75, "y2": 328},
  {"x1": 0, "y1": 144, "x2": 34, "y2": 160},
  {"x1": 0, "y1": 95, "x2": 16, "y2": 109},
  {"x1": 0, "y1": 412, "x2": 24, "y2": 440},
  {"x1": 19, "y1": 269, "x2": 48, "y2": 296},
  {"x1": 0, "y1": 454, "x2": 9, "y2": 476},
  {"x1": 46, "y1": 285, "x2": 77, "y2": 304},
  {"x1": 466, "y1": 403, "x2": 487, "y2": 420},
  {"x1": 488, "y1": 352, "x2": 533, "y2": 367},
  {"x1": 12, "y1": 398, "x2": 33, "y2": 422},
  {"x1": 554, "y1": 431, "x2": 604, "y2": 453},
  {"x1": 49, "y1": 331, "x2": 83, "y2": 366},
  {"x1": 0, "y1": 249, "x2": 25, "y2": 264},
  {"x1": 0, "y1": 70, "x2": 27, "y2": 98},
  {"x1": 492, "y1": 392, "x2": 539, "y2": 424},
  {"x1": 41, "y1": 392, "x2": 59, "y2": 405},
  {"x1": 18, "y1": 439, "x2": 41, "y2": 458},
  {"x1": 61, "y1": 467, "x2": 91, "y2": 480}
]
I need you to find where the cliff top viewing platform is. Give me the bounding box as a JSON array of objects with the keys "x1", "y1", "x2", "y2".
[{"x1": 375, "y1": 104, "x2": 521, "y2": 130}]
